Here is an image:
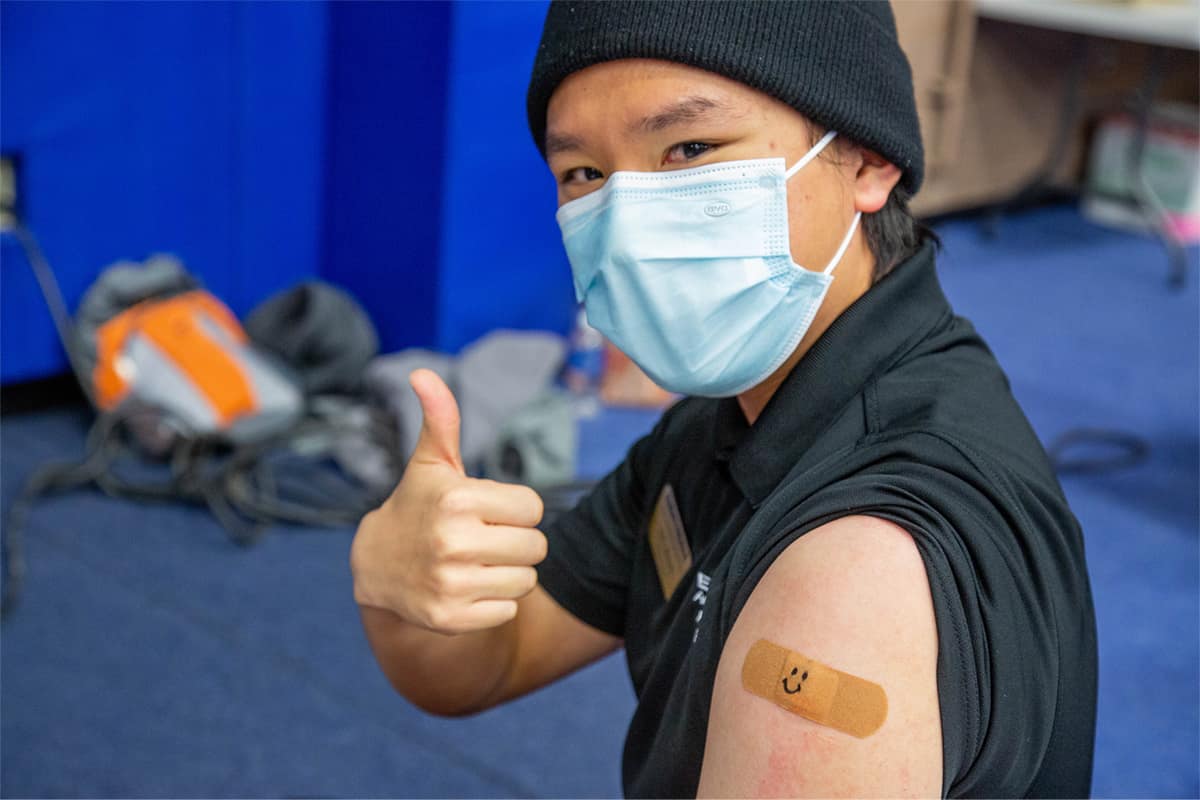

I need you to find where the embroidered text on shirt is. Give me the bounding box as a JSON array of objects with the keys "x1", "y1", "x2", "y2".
[{"x1": 692, "y1": 571, "x2": 711, "y2": 643}]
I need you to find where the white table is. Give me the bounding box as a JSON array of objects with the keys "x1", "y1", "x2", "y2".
[{"x1": 975, "y1": 0, "x2": 1200, "y2": 51}]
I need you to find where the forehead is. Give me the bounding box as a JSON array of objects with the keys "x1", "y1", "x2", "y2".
[{"x1": 546, "y1": 58, "x2": 766, "y2": 132}]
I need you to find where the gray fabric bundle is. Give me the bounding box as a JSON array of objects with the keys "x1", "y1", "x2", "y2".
[{"x1": 362, "y1": 330, "x2": 570, "y2": 478}]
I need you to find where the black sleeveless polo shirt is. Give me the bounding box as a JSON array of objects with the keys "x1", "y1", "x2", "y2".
[{"x1": 537, "y1": 242, "x2": 1098, "y2": 798}]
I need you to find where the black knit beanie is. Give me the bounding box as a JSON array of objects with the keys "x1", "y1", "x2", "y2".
[{"x1": 526, "y1": 0, "x2": 924, "y2": 194}]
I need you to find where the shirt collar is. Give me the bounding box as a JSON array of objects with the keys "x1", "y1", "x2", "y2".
[{"x1": 713, "y1": 240, "x2": 951, "y2": 506}]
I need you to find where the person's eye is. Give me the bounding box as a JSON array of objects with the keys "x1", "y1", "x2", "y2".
[
  {"x1": 562, "y1": 166, "x2": 604, "y2": 185},
  {"x1": 664, "y1": 141, "x2": 716, "y2": 165}
]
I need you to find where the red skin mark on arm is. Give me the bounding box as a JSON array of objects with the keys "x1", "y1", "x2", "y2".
[{"x1": 755, "y1": 729, "x2": 842, "y2": 797}]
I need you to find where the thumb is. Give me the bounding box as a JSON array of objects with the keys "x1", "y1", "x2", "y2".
[{"x1": 409, "y1": 368, "x2": 465, "y2": 474}]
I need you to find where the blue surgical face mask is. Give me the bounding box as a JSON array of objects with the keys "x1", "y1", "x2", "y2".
[{"x1": 556, "y1": 130, "x2": 861, "y2": 398}]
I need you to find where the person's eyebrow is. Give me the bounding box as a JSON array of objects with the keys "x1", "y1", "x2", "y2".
[
  {"x1": 630, "y1": 95, "x2": 739, "y2": 135},
  {"x1": 544, "y1": 130, "x2": 587, "y2": 157},
  {"x1": 544, "y1": 95, "x2": 739, "y2": 157}
]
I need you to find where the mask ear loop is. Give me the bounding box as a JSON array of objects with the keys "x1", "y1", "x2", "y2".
[
  {"x1": 781, "y1": 129, "x2": 860, "y2": 276},
  {"x1": 822, "y1": 211, "x2": 862, "y2": 275},
  {"x1": 785, "y1": 129, "x2": 839, "y2": 179}
]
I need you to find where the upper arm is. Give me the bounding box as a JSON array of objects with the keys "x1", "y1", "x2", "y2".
[{"x1": 697, "y1": 515, "x2": 942, "y2": 798}]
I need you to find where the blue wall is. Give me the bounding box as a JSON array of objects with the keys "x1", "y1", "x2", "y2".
[
  {"x1": 436, "y1": 0, "x2": 574, "y2": 353},
  {"x1": 324, "y1": 0, "x2": 571, "y2": 354},
  {"x1": 1, "y1": 0, "x2": 571, "y2": 384},
  {"x1": 323, "y1": 2, "x2": 452, "y2": 354}
]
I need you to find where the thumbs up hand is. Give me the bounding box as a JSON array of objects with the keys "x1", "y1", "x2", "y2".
[{"x1": 350, "y1": 369, "x2": 547, "y2": 634}]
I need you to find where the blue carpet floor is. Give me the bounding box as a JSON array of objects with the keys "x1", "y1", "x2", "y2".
[{"x1": 2, "y1": 204, "x2": 1197, "y2": 798}]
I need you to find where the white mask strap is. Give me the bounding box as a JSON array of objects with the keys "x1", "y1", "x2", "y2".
[
  {"x1": 785, "y1": 130, "x2": 838, "y2": 179},
  {"x1": 823, "y1": 211, "x2": 862, "y2": 275}
]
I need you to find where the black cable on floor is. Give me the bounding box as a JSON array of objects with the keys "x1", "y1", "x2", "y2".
[{"x1": 1047, "y1": 427, "x2": 1151, "y2": 475}]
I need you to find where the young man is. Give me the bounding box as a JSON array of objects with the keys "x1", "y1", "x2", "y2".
[{"x1": 350, "y1": 2, "x2": 1098, "y2": 797}]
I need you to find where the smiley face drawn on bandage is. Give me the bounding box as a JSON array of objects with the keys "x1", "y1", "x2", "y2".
[
  {"x1": 779, "y1": 650, "x2": 826, "y2": 702},
  {"x1": 774, "y1": 650, "x2": 837, "y2": 720},
  {"x1": 782, "y1": 666, "x2": 809, "y2": 694}
]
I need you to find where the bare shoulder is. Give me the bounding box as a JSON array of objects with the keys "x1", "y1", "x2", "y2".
[{"x1": 697, "y1": 515, "x2": 943, "y2": 798}]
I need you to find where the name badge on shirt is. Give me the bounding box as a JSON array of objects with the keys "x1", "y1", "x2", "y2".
[{"x1": 648, "y1": 484, "x2": 693, "y2": 599}]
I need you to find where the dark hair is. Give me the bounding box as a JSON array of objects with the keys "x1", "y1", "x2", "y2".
[{"x1": 860, "y1": 186, "x2": 940, "y2": 282}]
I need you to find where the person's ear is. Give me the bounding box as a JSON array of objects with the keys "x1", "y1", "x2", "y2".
[{"x1": 853, "y1": 149, "x2": 902, "y2": 214}]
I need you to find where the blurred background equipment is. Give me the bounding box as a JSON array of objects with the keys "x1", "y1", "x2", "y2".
[
  {"x1": 896, "y1": 0, "x2": 1199, "y2": 285},
  {"x1": 1, "y1": 235, "x2": 401, "y2": 615},
  {"x1": 564, "y1": 306, "x2": 605, "y2": 418},
  {"x1": 1083, "y1": 103, "x2": 1200, "y2": 244},
  {"x1": 245, "y1": 281, "x2": 380, "y2": 397},
  {"x1": 77, "y1": 256, "x2": 302, "y2": 444},
  {"x1": 484, "y1": 390, "x2": 578, "y2": 498}
]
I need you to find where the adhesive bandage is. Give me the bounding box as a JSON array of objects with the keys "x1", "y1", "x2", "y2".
[{"x1": 741, "y1": 638, "x2": 887, "y2": 738}]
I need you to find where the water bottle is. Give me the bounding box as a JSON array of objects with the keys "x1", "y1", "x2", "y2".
[{"x1": 565, "y1": 306, "x2": 604, "y2": 418}]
